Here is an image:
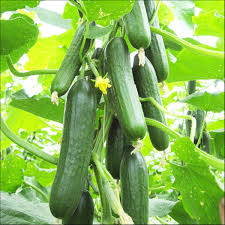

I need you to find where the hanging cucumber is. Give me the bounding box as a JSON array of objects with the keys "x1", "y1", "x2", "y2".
[
  {"x1": 200, "y1": 130, "x2": 211, "y2": 153},
  {"x1": 49, "y1": 79, "x2": 96, "y2": 219},
  {"x1": 120, "y1": 148, "x2": 149, "y2": 224},
  {"x1": 187, "y1": 80, "x2": 197, "y2": 95},
  {"x1": 123, "y1": 0, "x2": 151, "y2": 66},
  {"x1": 105, "y1": 37, "x2": 147, "y2": 140},
  {"x1": 133, "y1": 54, "x2": 169, "y2": 151},
  {"x1": 50, "y1": 21, "x2": 92, "y2": 104},
  {"x1": 62, "y1": 191, "x2": 94, "y2": 225},
  {"x1": 144, "y1": 0, "x2": 169, "y2": 82},
  {"x1": 106, "y1": 118, "x2": 127, "y2": 179}
]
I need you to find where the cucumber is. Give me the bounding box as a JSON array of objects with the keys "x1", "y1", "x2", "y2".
[
  {"x1": 105, "y1": 118, "x2": 127, "y2": 179},
  {"x1": 50, "y1": 21, "x2": 92, "y2": 98},
  {"x1": 120, "y1": 149, "x2": 149, "y2": 224},
  {"x1": 123, "y1": 0, "x2": 151, "y2": 49},
  {"x1": 144, "y1": 0, "x2": 169, "y2": 82},
  {"x1": 49, "y1": 79, "x2": 96, "y2": 219},
  {"x1": 133, "y1": 55, "x2": 169, "y2": 150},
  {"x1": 62, "y1": 191, "x2": 94, "y2": 225},
  {"x1": 185, "y1": 110, "x2": 205, "y2": 141},
  {"x1": 187, "y1": 80, "x2": 197, "y2": 95},
  {"x1": 105, "y1": 37, "x2": 147, "y2": 140},
  {"x1": 201, "y1": 130, "x2": 211, "y2": 153}
]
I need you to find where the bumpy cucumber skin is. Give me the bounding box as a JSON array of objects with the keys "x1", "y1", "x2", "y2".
[
  {"x1": 106, "y1": 118, "x2": 127, "y2": 179},
  {"x1": 123, "y1": 0, "x2": 151, "y2": 49},
  {"x1": 105, "y1": 37, "x2": 147, "y2": 140},
  {"x1": 62, "y1": 191, "x2": 94, "y2": 225},
  {"x1": 133, "y1": 55, "x2": 169, "y2": 151},
  {"x1": 50, "y1": 21, "x2": 91, "y2": 97},
  {"x1": 120, "y1": 149, "x2": 149, "y2": 224},
  {"x1": 49, "y1": 79, "x2": 96, "y2": 219},
  {"x1": 144, "y1": 0, "x2": 169, "y2": 82},
  {"x1": 187, "y1": 80, "x2": 197, "y2": 95}
]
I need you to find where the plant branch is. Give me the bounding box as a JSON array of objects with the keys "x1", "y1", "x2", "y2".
[
  {"x1": 24, "y1": 180, "x2": 49, "y2": 202},
  {"x1": 149, "y1": 0, "x2": 161, "y2": 25},
  {"x1": 150, "y1": 26, "x2": 224, "y2": 59},
  {"x1": 86, "y1": 55, "x2": 100, "y2": 77},
  {"x1": 6, "y1": 55, "x2": 58, "y2": 77},
  {"x1": 145, "y1": 117, "x2": 181, "y2": 139},
  {"x1": 0, "y1": 116, "x2": 58, "y2": 165}
]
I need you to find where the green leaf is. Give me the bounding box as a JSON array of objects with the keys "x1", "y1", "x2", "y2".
[
  {"x1": 0, "y1": 191, "x2": 56, "y2": 224},
  {"x1": 165, "y1": 0, "x2": 195, "y2": 31},
  {"x1": 210, "y1": 129, "x2": 224, "y2": 159},
  {"x1": 10, "y1": 89, "x2": 64, "y2": 123},
  {"x1": 87, "y1": 25, "x2": 113, "y2": 39},
  {"x1": 180, "y1": 91, "x2": 224, "y2": 113},
  {"x1": 207, "y1": 119, "x2": 224, "y2": 131},
  {"x1": 158, "y1": 2, "x2": 174, "y2": 26},
  {"x1": 0, "y1": 14, "x2": 39, "y2": 55},
  {"x1": 195, "y1": 0, "x2": 224, "y2": 13},
  {"x1": 0, "y1": 0, "x2": 40, "y2": 13},
  {"x1": 148, "y1": 198, "x2": 177, "y2": 217},
  {"x1": 25, "y1": 29, "x2": 74, "y2": 70},
  {"x1": 169, "y1": 201, "x2": 198, "y2": 224},
  {"x1": 171, "y1": 137, "x2": 224, "y2": 224},
  {"x1": 62, "y1": 2, "x2": 79, "y2": 29},
  {"x1": 167, "y1": 49, "x2": 224, "y2": 82},
  {"x1": 82, "y1": 0, "x2": 134, "y2": 22},
  {"x1": 0, "y1": 153, "x2": 26, "y2": 193},
  {"x1": 141, "y1": 134, "x2": 153, "y2": 156},
  {"x1": 193, "y1": 10, "x2": 224, "y2": 37}
]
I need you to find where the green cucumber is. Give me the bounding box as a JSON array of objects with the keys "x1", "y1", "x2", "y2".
[
  {"x1": 120, "y1": 149, "x2": 149, "y2": 224},
  {"x1": 200, "y1": 130, "x2": 211, "y2": 153},
  {"x1": 144, "y1": 0, "x2": 169, "y2": 82},
  {"x1": 105, "y1": 37, "x2": 147, "y2": 140},
  {"x1": 62, "y1": 191, "x2": 94, "y2": 225},
  {"x1": 185, "y1": 110, "x2": 205, "y2": 141},
  {"x1": 133, "y1": 55, "x2": 169, "y2": 150},
  {"x1": 50, "y1": 21, "x2": 92, "y2": 98},
  {"x1": 187, "y1": 80, "x2": 197, "y2": 95},
  {"x1": 49, "y1": 79, "x2": 96, "y2": 219},
  {"x1": 123, "y1": 0, "x2": 151, "y2": 49},
  {"x1": 105, "y1": 118, "x2": 127, "y2": 179}
]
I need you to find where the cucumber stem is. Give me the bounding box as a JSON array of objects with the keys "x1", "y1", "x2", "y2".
[
  {"x1": 150, "y1": 26, "x2": 224, "y2": 59},
  {"x1": 0, "y1": 116, "x2": 58, "y2": 165},
  {"x1": 140, "y1": 97, "x2": 196, "y2": 142},
  {"x1": 23, "y1": 180, "x2": 49, "y2": 202},
  {"x1": 80, "y1": 21, "x2": 90, "y2": 63},
  {"x1": 86, "y1": 55, "x2": 100, "y2": 77},
  {"x1": 149, "y1": 0, "x2": 162, "y2": 25},
  {"x1": 6, "y1": 55, "x2": 58, "y2": 77}
]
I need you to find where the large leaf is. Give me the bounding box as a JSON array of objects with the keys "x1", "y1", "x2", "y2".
[
  {"x1": 171, "y1": 137, "x2": 224, "y2": 224},
  {"x1": 169, "y1": 201, "x2": 198, "y2": 224},
  {"x1": 148, "y1": 198, "x2": 177, "y2": 217},
  {"x1": 0, "y1": 0, "x2": 40, "y2": 13},
  {"x1": 210, "y1": 129, "x2": 225, "y2": 159},
  {"x1": 0, "y1": 153, "x2": 26, "y2": 193},
  {"x1": 193, "y1": 10, "x2": 224, "y2": 38},
  {"x1": 207, "y1": 119, "x2": 224, "y2": 131},
  {"x1": 87, "y1": 25, "x2": 113, "y2": 39},
  {"x1": 0, "y1": 14, "x2": 39, "y2": 55},
  {"x1": 167, "y1": 48, "x2": 224, "y2": 82},
  {"x1": 180, "y1": 91, "x2": 224, "y2": 113},
  {"x1": 0, "y1": 191, "x2": 56, "y2": 224},
  {"x1": 195, "y1": 0, "x2": 224, "y2": 13},
  {"x1": 82, "y1": 0, "x2": 134, "y2": 22},
  {"x1": 10, "y1": 89, "x2": 64, "y2": 123},
  {"x1": 158, "y1": 2, "x2": 174, "y2": 26}
]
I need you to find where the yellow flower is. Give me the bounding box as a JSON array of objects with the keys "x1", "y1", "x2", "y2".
[{"x1": 94, "y1": 76, "x2": 111, "y2": 95}]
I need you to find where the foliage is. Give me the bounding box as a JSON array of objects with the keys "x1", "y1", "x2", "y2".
[{"x1": 0, "y1": 0, "x2": 224, "y2": 224}]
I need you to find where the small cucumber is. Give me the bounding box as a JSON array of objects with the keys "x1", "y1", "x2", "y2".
[
  {"x1": 106, "y1": 118, "x2": 127, "y2": 179},
  {"x1": 120, "y1": 148, "x2": 149, "y2": 224},
  {"x1": 62, "y1": 191, "x2": 94, "y2": 225},
  {"x1": 187, "y1": 80, "x2": 197, "y2": 95},
  {"x1": 133, "y1": 54, "x2": 169, "y2": 150},
  {"x1": 123, "y1": 0, "x2": 151, "y2": 49},
  {"x1": 49, "y1": 79, "x2": 96, "y2": 219},
  {"x1": 105, "y1": 37, "x2": 147, "y2": 140},
  {"x1": 50, "y1": 21, "x2": 92, "y2": 98},
  {"x1": 144, "y1": 0, "x2": 169, "y2": 82}
]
